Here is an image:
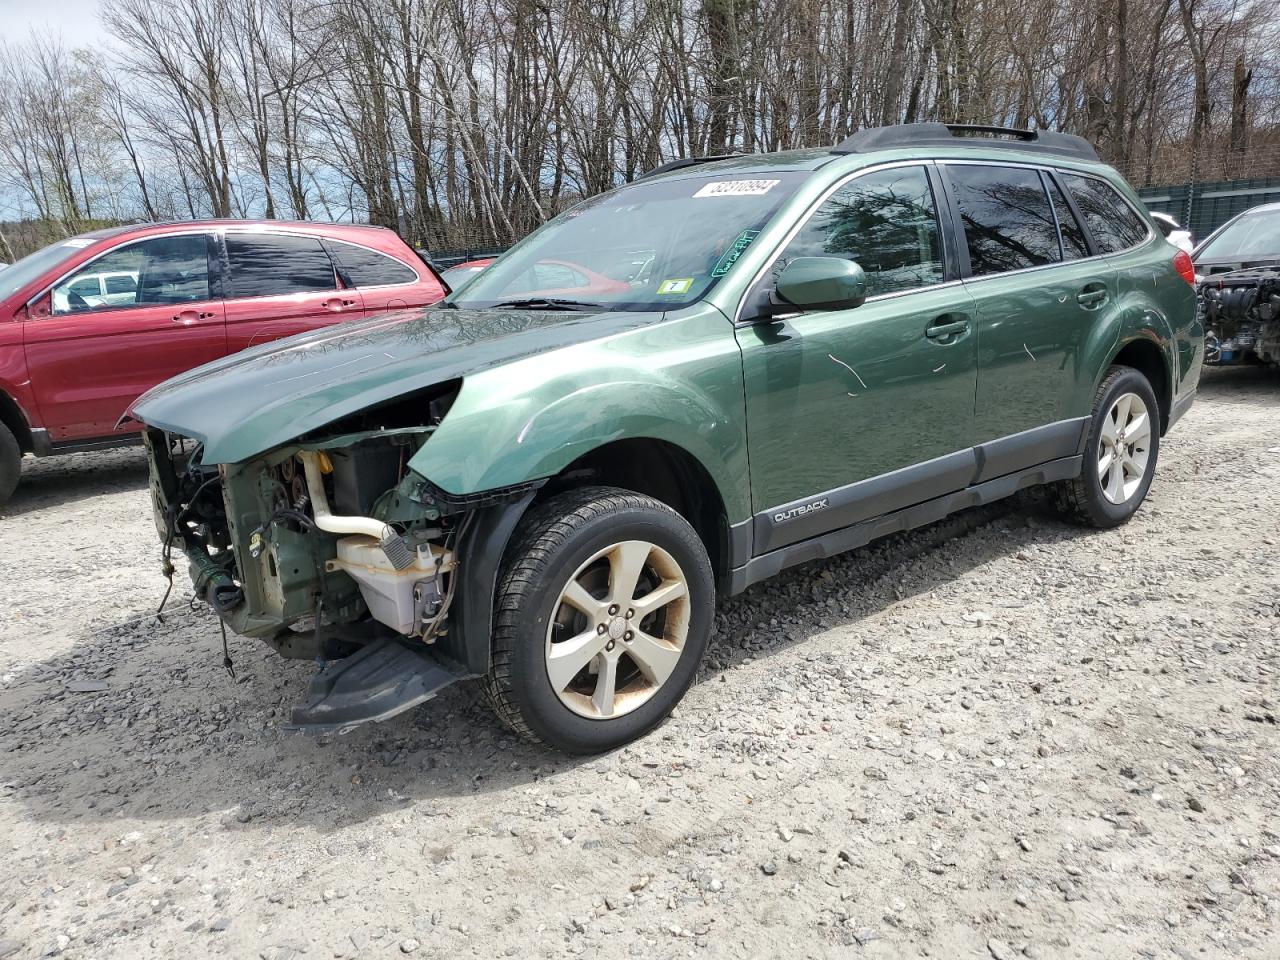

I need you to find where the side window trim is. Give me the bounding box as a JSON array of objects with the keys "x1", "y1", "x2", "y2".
[
  {"x1": 925, "y1": 165, "x2": 963, "y2": 283},
  {"x1": 933, "y1": 162, "x2": 973, "y2": 279},
  {"x1": 38, "y1": 232, "x2": 219, "y2": 317},
  {"x1": 1039, "y1": 169, "x2": 1068, "y2": 261},
  {"x1": 1046, "y1": 169, "x2": 1100, "y2": 258},
  {"x1": 734, "y1": 160, "x2": 957, "y2": 322}
]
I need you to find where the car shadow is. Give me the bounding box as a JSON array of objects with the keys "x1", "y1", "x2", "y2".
[
  {"x1": 1, "y1": 445, "x2": 150, "y2": 519},
  {"x1": 1196, "y1": 360, "x2": 1279, "y2": 397},
  {"x1": 0, "y1": 493, "x2": 1082, "y2": 833},
  {"x1": 0, "y1": 363, "x2": 1269, "y2": 831}
]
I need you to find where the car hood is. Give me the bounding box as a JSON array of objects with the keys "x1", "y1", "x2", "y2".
[
  {"x1": 128, "y1": 306, "x2": 662, "y2": 464},
  {"x1": 1194, "y1": 253, "x2": 1280, "y2": 274}
]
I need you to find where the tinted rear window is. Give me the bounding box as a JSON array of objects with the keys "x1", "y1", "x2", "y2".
[
  {"x1": 947, "y1": 165, "x2": 1061, "y2": 276},
  {"x1": 226, "y1": 234, "x2": 336, "y2": 298},
  {"x1": 1060, "y1": 174, "x2": 1148, "y2": 253},
  {"x1": 328, "y1": 241, "x2": 418, "y2": 287}
]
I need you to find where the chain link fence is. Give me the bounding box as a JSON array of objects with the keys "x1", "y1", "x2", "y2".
[{"x1": 1136, "y1": 176, "x2": 1280, "y2": 241}]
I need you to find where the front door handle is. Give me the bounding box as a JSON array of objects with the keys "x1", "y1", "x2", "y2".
[
  {"x1": 925, "y1": 316, "x2": 969, "y2": 342},
  {"x1": 1076, "y1": 285, "x2": 1108, "y2": 308}
]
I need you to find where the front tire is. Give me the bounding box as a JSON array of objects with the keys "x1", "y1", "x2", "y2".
[
  {"x1": 482, "y1": 486, "x2": 714, "y2": 754},
  {"x1": 1052, "y1": 365, "x2": 1160, "y2": 528},
  {"x1": 0, "y1": 421, "x2": 21, "y2": 508}
]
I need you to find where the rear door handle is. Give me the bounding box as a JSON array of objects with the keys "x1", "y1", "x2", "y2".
[
  {"x1": 925, "y1": 316, "x2": 969, "y2": 342},
  {"x1": 324, "y1": 298, "x2": 357, "y2": 312},
  {"x1": 1076, "y1": 286, "x2": 1108, "y2": 308}
]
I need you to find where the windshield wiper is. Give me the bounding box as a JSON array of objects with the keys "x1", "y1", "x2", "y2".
[{"x1": 489, "y1": 297, "x2": 606, "y2": 312}]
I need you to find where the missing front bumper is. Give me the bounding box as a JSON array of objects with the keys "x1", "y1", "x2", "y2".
[{"x1": 285, "y1": 637, "x2": 469, "y2": 735}]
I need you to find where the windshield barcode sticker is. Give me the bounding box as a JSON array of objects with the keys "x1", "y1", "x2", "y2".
[{"x1": 693, "y1": 179, "x2": 780, "y2": 198}]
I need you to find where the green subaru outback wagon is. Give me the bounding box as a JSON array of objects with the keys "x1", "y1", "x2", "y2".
[{"x1": 131, "y1": 123, "x2": 1201, "y2": 753}]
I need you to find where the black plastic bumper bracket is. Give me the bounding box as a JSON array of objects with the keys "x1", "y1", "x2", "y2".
[{"x1": 286, "y1": 637, "x2": 466, "y2": 735}]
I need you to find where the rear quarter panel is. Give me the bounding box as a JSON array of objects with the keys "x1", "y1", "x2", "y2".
[{"x1": 1102, "y1": 226, "x2": 1201, "y2": 421}]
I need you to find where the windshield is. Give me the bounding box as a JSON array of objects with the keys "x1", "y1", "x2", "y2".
[
  {"x1": 448, "y1": 172, "x2": 806, "y2": 311},
  {"x1": 1197, "y1": 208, "x2": 1280, "y2": 260},
  {"x1": 0, "y1": 235, "x2": 101, "y2": 301}
]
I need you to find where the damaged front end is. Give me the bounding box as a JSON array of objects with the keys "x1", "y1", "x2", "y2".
[
  {"x1": 144, "y1": 394, "x2": 538, "y2": 734},
  {"x1": 1199, "y1": 267, "x2": 1280, "y2": 365}
]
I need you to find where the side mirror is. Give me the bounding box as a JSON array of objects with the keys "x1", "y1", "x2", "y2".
[{"x1": 773, "y1": 257, "x2": 867, "y2": 312}]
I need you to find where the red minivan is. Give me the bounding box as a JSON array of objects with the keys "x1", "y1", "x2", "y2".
[{"x1": 0, "y1": 220, "x2": 447, "y2": 505}]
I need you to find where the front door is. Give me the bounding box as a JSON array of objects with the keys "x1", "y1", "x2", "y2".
[
  {"x1": 24, "y1": 233, "x2": 225, "y2": 442},
  {"x1": 736, "y1": 164, "x2": 978, "y2": 553},
  {"x1": 222, "y1": 232, "x2": 364, "y2": 352}
]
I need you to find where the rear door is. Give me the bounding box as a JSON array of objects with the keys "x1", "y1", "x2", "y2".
[
  {"x1": 944, "y1": 163, "x2": 1115, "y2": 453},
  {"x1": 322, "y1": 239, "x2": 433, "y2": 314},
  {"x1": 23, "y1": 232, "x2": 225, "y2": 442},
  {"x1": 222, "y1": 232, "x2": 363, "y2": 351}
]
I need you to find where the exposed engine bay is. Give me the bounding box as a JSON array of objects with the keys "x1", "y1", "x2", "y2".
[
  {"x1": 1199, "y1": 267, "x2": 1280, "y2": 365},
  {"x1": 143, "y1": 386, "x2": 540, "y2": 733}
]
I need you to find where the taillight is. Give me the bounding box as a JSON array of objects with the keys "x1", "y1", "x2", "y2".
[{"x1": 1173, "y1": 250, "x2": 1196, "y2": 286}]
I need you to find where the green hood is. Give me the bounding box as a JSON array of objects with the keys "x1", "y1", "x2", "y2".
[{"x1": 128, "y1": 306, "x2": 660, "y2": 464}]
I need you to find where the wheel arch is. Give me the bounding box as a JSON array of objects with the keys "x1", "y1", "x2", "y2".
[
  {"x1": 448, "y1": 437, "x2": 734, "y2": 679},
  {"x1": 0, "y1": 389, "x2": 34, "y2": 454},
  {"x1": 540, "y1": 437, "x2": 732, "y2": 589},
  {"x1": 1108, "y1": 335, "x2": 1172, "y2": 434}
]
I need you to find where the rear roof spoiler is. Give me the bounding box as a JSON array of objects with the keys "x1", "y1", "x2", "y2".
[{"x1": 831, "y1": 123, "x2": 1099, "y2": 162}]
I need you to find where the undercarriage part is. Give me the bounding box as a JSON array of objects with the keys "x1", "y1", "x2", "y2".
[
  {"x1": 1199, "y1": 267, "x2": 1280, "y2": 365},
  {"x1": 286, "y1": 636, "x2": 468, "y2": 735}
]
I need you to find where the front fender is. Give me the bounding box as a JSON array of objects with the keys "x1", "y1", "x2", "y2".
[{"x1": 410, "y1": 306, "x2": 751, "y2": 523}]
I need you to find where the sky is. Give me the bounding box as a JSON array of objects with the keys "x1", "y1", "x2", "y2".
[{"x1": 6, "y1": 0, "x2": 105, "y2": 49}]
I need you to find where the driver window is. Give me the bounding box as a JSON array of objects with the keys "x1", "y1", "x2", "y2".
[
  {"x1": 774, "y1": 166, "x2": 944, "y2": 298},
  {"x1": 51, "y1": 235, "x2": 211, "y2": 315}
]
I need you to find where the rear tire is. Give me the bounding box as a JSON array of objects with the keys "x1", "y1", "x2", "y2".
[
  {"x1": 1051, "y1": 365, "x2": 1160, "y2": 528},
  {"x1": 0, "y1": 421, "x2": 21, "y2": 508},
  {"x1": 482, "y1": 486, "x2": 714, "y2": 754}
]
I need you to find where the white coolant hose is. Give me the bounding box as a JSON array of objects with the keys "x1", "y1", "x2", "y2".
[{"x1": 297, "y1": 450, "x2": 396, "y2": 542}]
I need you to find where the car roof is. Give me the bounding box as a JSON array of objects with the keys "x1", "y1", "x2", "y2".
[
  {"x1": 76, "y1": 219, "x2": 396, "y2": 243},
  {"x1": 1230, "y1": 201, "x2": 1280, "y2": 215},
  {"x1": 639, "y1": 123, "x2": 1110, "y2": 184}
]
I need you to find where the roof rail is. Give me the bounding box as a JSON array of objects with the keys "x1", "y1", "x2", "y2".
[
  {"x1": 831, "y1": 122, "x2": 1098, "y2": 162},
  {"x1": 635, "y1": 154, "x2": 745, "y2": 180}
]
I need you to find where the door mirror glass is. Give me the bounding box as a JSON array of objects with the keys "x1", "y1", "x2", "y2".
[{"x1": 773, "y1": 256, "x2": 867, "y2": 311}]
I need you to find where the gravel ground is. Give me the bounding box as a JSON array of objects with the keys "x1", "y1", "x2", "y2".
[{"x1": 0, "y1": 366, "x2": 1277, "y2": 960}]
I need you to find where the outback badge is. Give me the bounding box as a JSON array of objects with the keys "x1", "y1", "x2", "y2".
[{"x1": 773, "y1": 498, "x2": 829, "y2": 523}]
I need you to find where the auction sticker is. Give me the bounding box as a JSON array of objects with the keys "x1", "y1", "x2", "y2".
[
  {"x1": 693, "y1": 179, "x2": 780, "y2": 198},
  {"x1": 657, "y1": 278, "x2": 695, "y2": 295}
]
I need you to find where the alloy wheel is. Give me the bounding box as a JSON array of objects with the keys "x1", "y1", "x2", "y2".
[
  {"x1": 1098, "y1": 391, "x2": 1152, "y2": 505},
  {"x1": 544, "y1": 540, "x2": 690, "y2": 720}
]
